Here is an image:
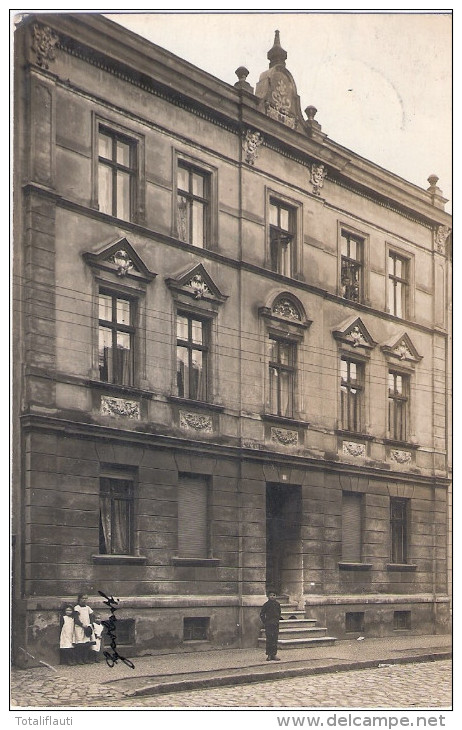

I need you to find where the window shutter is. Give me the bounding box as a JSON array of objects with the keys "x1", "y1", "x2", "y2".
[
  {"x1": 342, "y1": 492, "x2": 362, "y2": 562},
  {"x1": 178, "y1": 476, "x2": 208, "y2": 558}
]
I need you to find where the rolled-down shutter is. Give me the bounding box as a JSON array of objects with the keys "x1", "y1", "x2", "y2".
[
  {"x1": 178, "y1": 475, "x2": 208, "y2": 558},
  {"x1": 342, "y1": 492, "x2": 362, "y2": 562}
]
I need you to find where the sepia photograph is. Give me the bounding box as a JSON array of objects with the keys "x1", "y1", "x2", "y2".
[{"x1": 10, "y1": 8, "x2": 452, "y2": 721}]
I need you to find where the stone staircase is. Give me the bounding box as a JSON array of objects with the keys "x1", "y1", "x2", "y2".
[{"x1": 258, "y1": 597, "x2": 337, "y2": 649}]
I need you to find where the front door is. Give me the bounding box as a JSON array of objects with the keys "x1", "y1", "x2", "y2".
[{"x1": 266, "y1": 484, "x2": 302, "y2": 597}]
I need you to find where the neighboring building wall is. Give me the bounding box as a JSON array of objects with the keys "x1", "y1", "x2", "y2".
[{"x1": 13, "y1": 14, "x2": 451, "y2": 664}]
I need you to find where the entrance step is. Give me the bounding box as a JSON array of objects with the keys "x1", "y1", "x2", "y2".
[
  {"x1": 258, "y1": 635, "x2": 337, "y2": 649},
  {"x1": 260, "y1": 601, "x2": 337, "y2": 649}
]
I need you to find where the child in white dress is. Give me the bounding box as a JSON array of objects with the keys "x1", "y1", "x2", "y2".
[
  {"x1": 59, "y1": 606, "x2": 76, "y2": 664},
  {"x1": 73, "y1": 593, "x2": 94, "y2": 664},
  {"x1": 91, "y1": 614, "x2": 104, "y2": 662}
]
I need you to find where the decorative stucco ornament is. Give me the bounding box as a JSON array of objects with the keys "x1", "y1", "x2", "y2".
[
  {"x1": 348, "y1": 326, "x2": 367, "y2": 347},
  {"x1": 100, "y1": 396, "x2": 140, "y2": 419},
  {"x1": 390, "y1": 450, "x2": 412, "y2": 464},
  {"x1": 435, "y1": 225, "x2": 451, "y2": 254},
  {"x1": 179, "y1": 411, "x2": 213, "y2": 433},
  {"x1": 243, "y1": 130, "x2": 263, "y2": 165},
  {"x1": 271, "y1": 427, "x2": 298, "y2": 446},
  {"x1": 310, "y1": 163, "x2": 326, "y2": 196},
  {"x1": 32, "y1": 24, "x2": 59, "y2": 69},
  {"x1": 394, "y1": 340, "x2": 412, "y2": 361},
  {"x1": 188, "y1": 274, "x2": 211, "y2": 299},
  {"x1": 272, "y1": 299, "x2": 301, "y2": 321},
  {"x1": 342, "y1": 441, "x2": 366, "y2": 457},
  {"x1": 112, "y1": 250, "x2": 134, "y2": 277}
]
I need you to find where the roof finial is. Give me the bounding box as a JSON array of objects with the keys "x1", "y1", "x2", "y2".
[{"x1": 267, "y1": 30, "x2": 287, "y2": 68}]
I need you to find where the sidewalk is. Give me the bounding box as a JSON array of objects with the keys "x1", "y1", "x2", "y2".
[{"x1": 11, "y1": 634, "x2": 452, "y2": 708}]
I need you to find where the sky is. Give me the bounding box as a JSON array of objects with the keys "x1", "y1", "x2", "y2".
[{"x1": 105, "y1": 10, "x2": 452, "y2": 211}]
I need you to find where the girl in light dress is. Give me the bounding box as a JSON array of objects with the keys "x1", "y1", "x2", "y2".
[
  {"x1": 59, "y1": 605, "x2": 76, "y2": 665},
  {"x1": 73, "y1": 593, "x2": 95, "y2": 664},
  {"x1": 91, "y1": 614, "x2": 104, "y2": 662}
]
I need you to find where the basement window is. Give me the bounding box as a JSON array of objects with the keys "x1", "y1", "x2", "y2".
[
  {"x1": 345, "y1": 612, "x2": 365, "y2": 633},
  {"x1": 394, "y1": 611, "x2": 411, "y2": 630},
  {"x1": 183, "y1": 617, "x2": 210, "y2": 642},
  {"x1": 103, "y1": 618, "x2": 135, "y2": 646}
]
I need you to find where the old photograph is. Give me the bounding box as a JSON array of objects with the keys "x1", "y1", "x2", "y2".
[{"x1": 11, "y1": 9, "x2": 452, "y2": 718}]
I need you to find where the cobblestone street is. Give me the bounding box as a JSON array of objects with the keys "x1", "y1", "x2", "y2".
[
  {"x1": 110, "y1": 660, "x2": 452, "y2": 709},
  {"x1": 11, "y1": 660, "x2": 451, "y2": 709}
]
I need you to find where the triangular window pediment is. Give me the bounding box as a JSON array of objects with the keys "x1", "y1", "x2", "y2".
[
  {"x1": 83, "y1": 237, "x2": 156, "y2": 284},
  {"x1": 332, "y1": 316, "x2": 376, "y2": 350},
  {"x1": 166, "y1": 264, "x2": 227, "y2": 304},
  {"x1": 381, "y1": 332, "x2": 422, "y2": 364}
]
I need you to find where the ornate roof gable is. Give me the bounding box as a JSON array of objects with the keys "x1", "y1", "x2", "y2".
[
  {"x1": 381, "y1": 332, "x2": 422, "y2": 364},
  {"x1": 83, "y1": 237, "x2": 156, "y2": 284},
  {"x1": 255, "y1": 31, "x2": 306, "y2": 131},
  {"x1": 332, "y1": 316, "x2": 376, "y2": 351},
  {"x1": 166, "y1": 263, "x2": 227, "y2": 304}
]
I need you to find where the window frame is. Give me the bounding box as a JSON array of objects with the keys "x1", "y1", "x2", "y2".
[
  {"x1": 390, "y1": 497, "x2": 410, "y2": 564},
  {"x1": 98, "y1": 475, "x2": 134, "y2": 556},
  {"x1": 98, "y1": 288, "x2": 136, "y2": 387},
  {"x1": 176, "y1": 311, "x2": 210, "y2": 402},
  {"x1": 92, "y1": 115, "x2": 145, "y2": 224},
  {"x1": 175, "y1": 473, "x2": 215, "y2": 563},
  {"x1": 388, "y1": 369, "x2": 410, "y2": 442},
  {"x1": 340, "y1": 357, "x2": 364, "y2": 433},
  {"x1": 173, "y1": 151, "x2": 218, "y2": 250},
  {"x1": 266, "y1": 188, "x2": 303, "y2": 279},
  {"x1": 268, "y1": 334, "x2": 297, "y2": 418},
  {"x1": 340, "y1": 229, "x2": 364, "y2": 302},
  {"x1": 385, "y1": 244, "x2": 415, "y2": 320},
  {"x1": 337, "y1": 223, "x2": 369, "y2": 304}
]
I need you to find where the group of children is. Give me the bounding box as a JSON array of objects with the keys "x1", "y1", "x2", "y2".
[{"x1": 59, "y1": 593, "x2": 104, "y2": 665}]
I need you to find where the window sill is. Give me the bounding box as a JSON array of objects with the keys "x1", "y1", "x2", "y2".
[
  {"x1": 338, "y1": 562, "x2": 373, "y2": 571},
  {"x1": 172, "y1": 557, "x2": 220, "y2": 567},
  {"x1": 92, "y1": 554, "x2": 147, "y2": 565},
  {"x1": 168, "y1": 396, "x2": 225, "y2": 413},
  {"x1": 89, "y1": 380, "x2": 152, "y2": 399},
  {"x1": 386, "y1": 563, "x2": 417, "y2": 572},
  {"x1": 336, "y1": 430, "x2": 374, "y2": 441},
  {"x1": 383, "y1": 439, "x2": 419, "y2": 450},
  {"x1": 261, "y1": 413, "x2": 310, "y2": 429}
]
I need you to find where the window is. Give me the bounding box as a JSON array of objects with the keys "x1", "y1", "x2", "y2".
[
  {"x1": 341, "y1": 231, "x2": 363, "y2": 302},
  {"x1": 178, "y1": 475, "x2": 209, "y2": 559},
  {"x1": 98, "y1": 127, "x2": 136, "y2": 221},
  {"x1": 176, "y1": 313, "x2": 209, "y2": 401},
  {"x1": 269, "y1": 199, "x2": 295, "y2": 277},
  {"x1": 177, "y1": 162, "x2": 210, "y2": 247},
  {"x1": 99, "y1": 477, "x2": 133, "y2": 555},
  {"x1": 388, "y1": 251, "x2": 409, "y2": 318},
  {"x1": 388, "y1": 371, "x2": 409, "y2": 441},
  {"x1": 98, "y1": 291, "x2": 134, "y2": 386},
  {"x1": 390, "y1": 497, "x2": 409, "y2": 564},
  {"x1": 394, "y1": 611, "x2": 411, "y2": 630},
  {"x1": 269, "y1": 336, "x2": 296, "y2": 417},
  {"x1": 183, "y1": 617, "x2": 210, "y2": 641},
  {"x1": 103, "y1": 619, "x2": 135, "y2": 645},
  {"x1": 340, "y1": 358, "x2": 363, "y2": 432},
  {"x1": 342, "y1": 492, "x2": 362, "y2": 563},
  {"x1": 345, "y1": 612, "x2": 364, "y2": 633}
]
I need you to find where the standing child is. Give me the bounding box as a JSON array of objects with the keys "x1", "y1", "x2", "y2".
[
  {"x1": 91, "y1": 614, "x2": 104, "y2": 662},
  {"x1": 260, "y1": 590, "x2": 282, "y2": 661},
  {"x1": 73, "y1": 593, "x2": 94, "y2": 664},
  {"x1": 59, "y1": 605, "x2": 76, "y2": 665}
]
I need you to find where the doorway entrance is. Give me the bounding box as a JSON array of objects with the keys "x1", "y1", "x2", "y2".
[{"x1": 266, "y1": 483, "x2": 302, "y2": 598}]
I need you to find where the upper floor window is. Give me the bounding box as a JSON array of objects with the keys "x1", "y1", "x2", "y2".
[
  {"x1": 388, "y1": 370, "x2": 409, "y2": 441},
  {"x1": 99, "y1": 476, "x2": 133, "y2": 555},
  {"x1": 98, "y1": 127, "x2": 136, "y2": 221},
  {"x1": 341, "y1": 358, "x2": 363, "y2": 432},
  {"x1": 176, "y1": 313, "x2": 209, "y2": 401},
  {"x1": 390, "y1": 497, "x2": 409, "y2": 564},
  {"x1": 269, "y1": 336, "x2": 296, "y2": 417},
  {"x1": 177, "y1": 162, "x2": 210, "y2": 248},
  {"x1": 98, "y1": 291, "x2": 134, "y2": 386},
  {"x1": 388, "y1": 251, "x2": 409, "y2": 318},
  {"x1": 269, "y1": 199, "x2": 295, "y2": 278},
  {"x1": 341, "y1": 231, "x2": 363, "y2": 302}
]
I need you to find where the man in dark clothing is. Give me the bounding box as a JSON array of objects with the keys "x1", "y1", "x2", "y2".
[{"x1": 260, "y1": 590, "x2": 282, "y2": 661}]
